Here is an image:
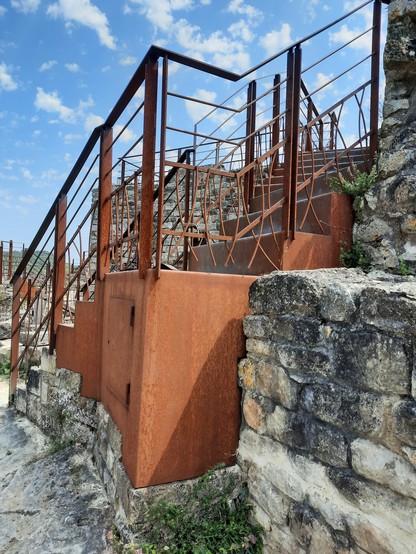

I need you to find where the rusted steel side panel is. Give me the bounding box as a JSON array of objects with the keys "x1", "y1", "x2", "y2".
[
  {"x1": 107, "y1": 269, "x2": 256, "y2": 488},
  {"x1": 55, "y1": 282, "x2": 104, "y2": 400},
  {"x1": 369, "y1": 0, "x2": 382, "y2": 162}
]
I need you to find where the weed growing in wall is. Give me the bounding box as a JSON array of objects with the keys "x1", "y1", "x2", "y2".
[{"x1": 109, "y1": 466, "x2": 263, "y2": 553}]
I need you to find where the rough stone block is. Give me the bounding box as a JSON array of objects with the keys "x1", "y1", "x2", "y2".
[
  {"x1": 243, "y1": 315, "x2": 269, "y2": 339},
  {"x1": 57, "y1": 368, "x2": 82, "y2": 393},
  {"x1": 239, "y1": 429, "x2": 416, "y2": 554},
  {"x1": 107, "y1": 416, "x2": 122, "y2": 456},
  {"x1": 26, "y1": 393, "x2": 41, "y2": 426},
  {"x1": 242, "y1": 394, "x2": 267, "y2": 433},
  {"x1": 41, "y1": 348, "x2": 56, "y2": 373},
  {"x1": 331, "y1": 330, "x2": 411, "y2": 394},
  {"x1": 320, "y1": 282, "x2": 358, "y2": 322},
  {"x1": 238, "y1": 357, "x2": 256, "y2": 390},
  {"x1": 266, "y1": 315, "x2": 322, "y2": 346},
  {"x1": 266, "y1": 405, "x2": 349, "y2": 468},
  {"x1": 247, "y1": 466, "x2": 291, "y2": 527},
  {"x1": 351, "y1": 438, "x2": 416, "y2": 499},
  {"x1": 392, "y1": 399, "x2": 416, "y2": 446},
  {"x1": 267, "y1": 342, "x2": 331, "y2": 379},
  {"x1": 249, "y1": 271, "x2": 323, "y2": 316},
  {"x1": 26, "y1": 368, "x2": 40, "y2": 397},
  {"x1": 14, "y1": 387, "x2": 27, "y2": 414},
  {"x1": 256, "y1": 360, "x2": 300, "y2": 409},
  {"x1": 40, "y1": 380, "x2": 49, "y2": 404},
  {"x1": 301, "y1": 382, "x2": 394, "y2": 440},
  {"x1": 359, "y1": 287, "x2": 416, "y2": 335}
]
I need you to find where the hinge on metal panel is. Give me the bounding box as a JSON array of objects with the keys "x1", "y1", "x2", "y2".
[{"x1": 130, "y1": 305, "x2": 135, "y2": 327}]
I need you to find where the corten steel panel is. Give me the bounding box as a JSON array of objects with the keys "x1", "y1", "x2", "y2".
[
  {"x1": 101, "y1": 296, "x2": 135, "y2": 436},
  {"x1": 56, "y1": 284, "x2": 104, "y2": 400},
  {"x1": 282, "y1": 194, "x2": 352, "y2": 270},
  {"x1": 118, "y1": 269, "x2": 256, "y2": 488}
]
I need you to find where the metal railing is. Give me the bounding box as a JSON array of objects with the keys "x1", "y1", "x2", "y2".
[{"x1": 9, "y1": 0, "x2": 385, "y2": 395}]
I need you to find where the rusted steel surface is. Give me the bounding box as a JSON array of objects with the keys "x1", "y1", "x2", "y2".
[{"x1": 98, "y1": 127, "x2": 113, "y2": 281}]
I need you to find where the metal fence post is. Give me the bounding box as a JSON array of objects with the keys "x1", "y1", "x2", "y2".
[
  {"x1": 97, "y1": 127, "x2": 113, "y2": 281},
  {"x1": 244, "y1": 80, "x2": 257, "y2": 207},
  {"x1": 8, "y1": 240, "x2": 13, "y2": 281},
  {"x1": 49, "y1": 194, "x2": 67, "y2": 354},
  {"x1": 139, "y1": 55, "x2": 158, "y2": 278},
  {"x1": 9, "y1": 277, "x2": 22, "y2": 402},
  {"x1": 369, "y1": 0, "x2": 382, "y2": 162}
]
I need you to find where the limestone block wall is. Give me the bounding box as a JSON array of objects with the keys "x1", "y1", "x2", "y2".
[
  {"x1": 355, "y1": 1, "x2": 416, "y2": 271},
  {"x1": 238, "y1": 269, "x2": 416, "y2": 553}
]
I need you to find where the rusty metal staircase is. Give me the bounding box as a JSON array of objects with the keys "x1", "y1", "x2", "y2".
[{"x1": 9, "y1": 0, "x2": 384, "y2": 395}]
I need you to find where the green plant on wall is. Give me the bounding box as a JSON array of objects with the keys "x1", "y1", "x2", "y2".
[
  {"x1": 339, "y1": 241, "x2": 371, "y2": 272},
  {"x1": 330, "y1": 164, "x2": 377, "y2": 220},
  {"x1": 0, "y1": 355, "x2": 11, "y2": 378},
  {"x1": 110, "y1": 466, "x2": 263, "y2": 553}
]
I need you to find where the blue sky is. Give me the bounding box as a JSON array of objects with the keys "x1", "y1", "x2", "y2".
[{"x1": 0, "y1": 0, "x2": 388, "y2": 248}]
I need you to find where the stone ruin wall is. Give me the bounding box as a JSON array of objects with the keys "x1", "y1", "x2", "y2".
[
  {"x1": 238, "y1": 269, "x2": 416, "y2": 553},
  {"x1": 355, "y1": 0, "x2": 416, "y2": 272}
]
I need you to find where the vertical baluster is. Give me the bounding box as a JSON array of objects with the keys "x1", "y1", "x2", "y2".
[
  {"x1": 9, "y1": 277, "x2": 22, "y2": 401},
  {"x1": 156, "y1": 56, "x2": 168, "y2": 278},
  {"x1": 97, "y1": 127, "x2": 113, "y2": 281},
  {"x1": 139, "y1": 55, "x2": 158, "y2": 279},
  {"x1": 244, "y1": 80, "x2": 257, "y2": 207},
  {"x1": 49, "y1": 193, "x2": 67, "y2": 354},
  {"x1": 369, "y1": 0, "x2": 382, "y2": 162}
]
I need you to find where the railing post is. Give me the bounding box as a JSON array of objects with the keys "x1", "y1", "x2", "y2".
[
  {"x1": 97, "y1": 127, "x2": 113, "y2": 281},
  {"x1": 282, "y1": 49, "x2": 294, "y2": 239},
  {"x1": 183, "y1": 150, "x2": 192, "y2": 271},
  {"x1": 272, "y1": 74, "x2": 281, "y2": 169},
  {"x1": 369, "y1": 0, "x2": 382, "y2": 161},
  {"x1": 139, "y1": 55, "x2": 158, "y2": 278},
  {"x1": 156, "y1": 56, "x2": 168, "y2": 279},
  {"x1": 306, "y1": 100, "x2": 313, "y2": 152},
  {"x1": 8, "y1": 240, "x2": 13, "y2": 280},
  {"x1": 0, "y1": 242, "x2": 3, "y2": 285},
  {"x1": 9, "y1": 277, "x2": 22, "y2": 402},
  {"x1": 49, "y1": 193, "x2": 67, "y2": 354},
  {"x1": 289, "y1": 45, "x2": 302, "y2": 241},
  {"x1": 244, "y1": 80, "x2": 257, "y2": 207}
]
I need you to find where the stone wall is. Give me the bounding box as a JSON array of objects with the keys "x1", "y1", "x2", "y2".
[
  {"x1": 355, "y1": 0, "x2": 416, "y2": 271},
  {"x1": 238, "y1": 269, "x2": 416, "y2": 553}
]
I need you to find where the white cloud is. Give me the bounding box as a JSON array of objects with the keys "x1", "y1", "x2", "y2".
[
  {"x1": 185, "y1": 88, "x2": 217, "y2": 123},
  {"x1": 127, "y1": 0, "x2": 193, "y2": 33},
  {"x1": 175, "y1": 18, "x2": 250, "y2": 71},
  {"x1": 313, "y1": 72, "x2": 335, "y2": 92},
  {"x1": 226, "y1": 0, "x2": 263, "y2": 21},
  {"x1": 47, "y1": 0, "x2": 116, "y2": 50},
  {"x1": 65, "y1": 62, "x2": 80, "y2": 72},
  {"x1": 0, "y1": 6, "x2": 7, "y2": 16},
  {"x1": 259, "y1": 23, "x2": 293, "y2": 57},
  {"x1": 84, "y1": 112, "x2": 104, "y2": 132},
  {"x1": 21, "y1": 168, "x2": 33, "y2": 180},
  {"x1": 63, "y1": 133, "x2": 83, "y2": 143},
  {"x1": 19, "y1": 194, "x2": 37, "y2": 204},
  {"x1": 11, "y1": 0, "x2": 41, "y2": 13},
  {"x1": 113, "y1": 125, "x2": 136, "y2": 143},
  {"x1": 120, "y1": 56, "x2": 137, "y2": 66},
  {"x1": 34, "y1": 87, "x2": 94, "y2": 124},
  {"x1": 0, "y1": 63, "x2": 18, "y2": 92},
  {"x1": 228, "y1": 20, "x2": 254, "y2": 43},
  {"x1": 35, "y1": 88, "x2": 75, "y2": 122},
  {"x1": 199, "y1": 0, "x2": 210, "y2": 4},
  {"x1": 329, "y1": 24, "x2": 371, "y2": 53},
  {"x1": 39, "y1": 60, "x2": 58, "y2": 72}
]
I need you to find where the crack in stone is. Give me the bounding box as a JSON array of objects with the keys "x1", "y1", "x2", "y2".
[{"x1": 0, "y1": 509, "x2": 41, "y2": 517}]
